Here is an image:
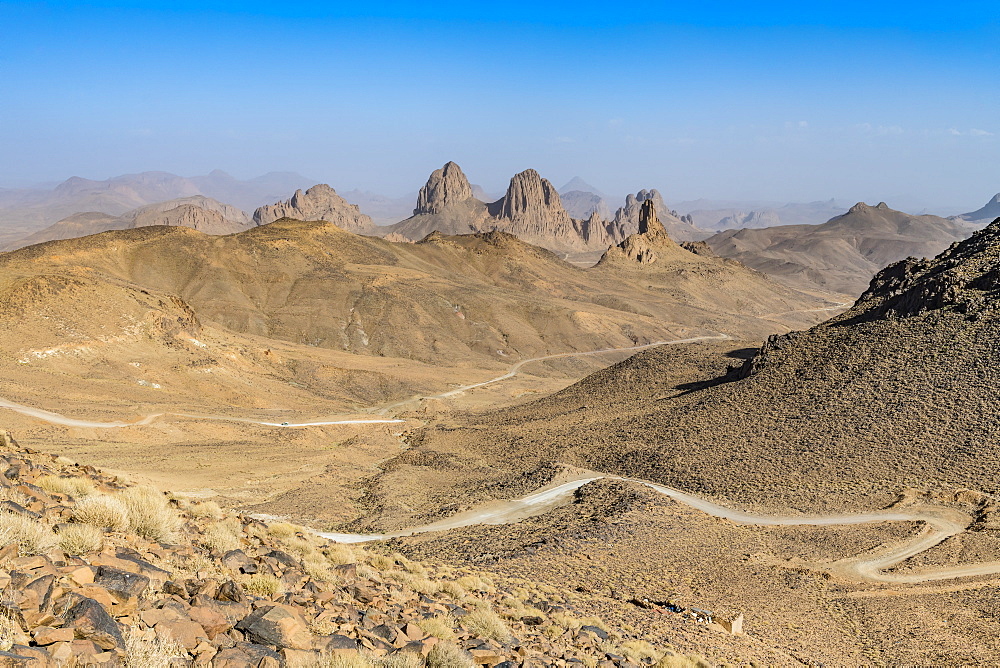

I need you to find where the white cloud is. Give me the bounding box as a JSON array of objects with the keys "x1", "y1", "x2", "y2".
[
  {"x1": 970, "y1": 128, "x2": 994, "y2": 136},
  {"x1": 948, "y1": 128, "x2": 962, "y2": 135}
]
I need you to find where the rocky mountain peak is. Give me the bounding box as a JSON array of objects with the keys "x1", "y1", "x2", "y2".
[
  {"x1": 637, "y1": 199, "x2": 665, "y2": 236},
  {"x1": 413, "y1": 161, "x2": 475, "y2": 215},
  {"x1": 252, "y1": 184, "x2": 375, "y2": 234},
  {"x1": 496, "y1": 170, "x2": 566, "y2": 220},
  {"x1": 849, "y1": 202, "x2": 872, "y2": 214}
]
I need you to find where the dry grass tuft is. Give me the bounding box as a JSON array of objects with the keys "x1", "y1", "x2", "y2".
[
  {"x1": 201, "y1": 520, "x2": 242, "y2": 553},
  {"x1": 462, "y1": 606, "x2": 512, "y2": 644},
  {"x1": 426, "y1": 641, "x2": 475, "y2": 668},
  {"x1": 187, "y1": 501, "x2": 224, "y2": 519},
  {"x1": 0, "y1": 513, "x2": 56, "y2": 556},
  {"x1": 267, "y1": 522, "x2": 299, "y2": 539},
  {"x1": 119, "y1": 486, "x2": 182, "y2": 542},
  {"x1": 58, "y1": 523, "x2": 104, "y2": 555},
  {"x1": 37, "y1": 474, "x2": 95, "y2": 499},
  {"x1": 243, "y1": 573, "x2": 281, "y2": 597},
  {"x1": 74, "y1": 494, "x2": 130, "y2": 531},
  {"x1": 324, "y1": 543, "x2": 357, "y2": 566},
  {"x1": 437, "y1": 580, "x2": 467, "y2": 600},
  {"x1": 655, "y1": 655, "x2": 711, "y2": 668},
  {"x1": 418, "y1": 614, "x2": 456, "y2": 640},
  {"x1": 122, "y1": 626, "x2": 186, "y2": 667}
]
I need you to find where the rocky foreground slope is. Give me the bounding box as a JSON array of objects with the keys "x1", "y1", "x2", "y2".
[{"x1": 0, "y1": 432, "x2": 711, "y2": 667}]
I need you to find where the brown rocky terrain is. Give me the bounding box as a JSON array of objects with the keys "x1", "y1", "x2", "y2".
[
  {"x1": 0, "y1": 433, "x2": 721, "y2": 666},
  {"x1": 387, "y1": 218, "x2": 1000, "y2": 519},
  {"x1": 0, "y1": 220, "x2": 833, "y2": 370},
  {"x1": 253, "y1": 185, "x2": 376, "y2": 235},
  {"x1": 706, "y1": 201, "x2": 976, "y2": 295},
  {"x1": 5, "y1": 197, "x2": 252, "y2": 251},
  {"x1": 316, "y1": 218, "x2": 1000, "y2": 665}
]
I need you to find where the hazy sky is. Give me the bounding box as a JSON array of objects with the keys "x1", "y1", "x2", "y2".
[{"x1": 1, "y1": 1, "x2": 997, "y2": 211}]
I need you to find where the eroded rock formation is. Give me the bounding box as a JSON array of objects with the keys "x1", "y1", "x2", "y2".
[{"x1": 253, "y1": 184, "x2": 375, "y2": 234}]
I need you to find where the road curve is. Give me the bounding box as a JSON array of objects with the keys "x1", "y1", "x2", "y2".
[
  {"x1": 378, "y1": 334, "x2": 730, "y2": 412},
  {"x1": 0, "y1": 335, "x2": 727, "y2": 429},
  {"x1": 319, "y1": 474, "x2": 997, "y2": 585}
]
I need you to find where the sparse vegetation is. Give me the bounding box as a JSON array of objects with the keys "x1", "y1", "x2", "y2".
[
  {"x1": 37, "y1": 474, "x2": 95, "y2": 499},
  {"x1": 418, "y1": 614, "x2": 456, "y2": 640},
  {"x1": 0, "y1": 512, "x2": 56, "y2": 555},
  {"x1": 426, "y1": 641, "x2": 475, "y2": 668},
  {"x1": 119, "y1": 485, "x2": 181, "y2": 542},
  {"x1": 243, "y1": 572, "x2": 281, "y2": 597},
  {"x1": 72, "y1": 494, "x2": 131, "y2": 532},
  {"x1": 461, "y1": 605, "x2": 512, "y2": 643},
  {"x1": 57, "y1": 522, "x2": 104, "y2": 554},
  {"x1": 122, "y1": 626, "x2": 186, "y2": 668}
]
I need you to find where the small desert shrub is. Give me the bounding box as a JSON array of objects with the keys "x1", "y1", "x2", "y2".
[
  {"x1": 385, "y1": 570, "x2": 435, "y2": 595},
  {"x1": 122, "y1": 625, "x2": 186, "y2": 668},
  {"x1": 73, "y1": 494, "x2": 130, "y2": 531},
  {"x1": 456, "y1": 575, "x2": 493, "y2": 593},
  {"x1": 655, "y1": 655, "x2": 711, "y2": 668},
  {"x1": 354, "y1": 563, "x2": 378, "y2": 581},
  {"x1": 119, "y1": 486, "x2": 181, "y2": 542},
  {"x1": 187, "y1": 501, "x2": 224, "y2": 519},
  {"x1": 324, "y1": 543, "x2": 357, "y2": 565},
  {"x1": 283, "y1": 535, "x2": 319, "y2": 558},
  {"x1": 0, "y1": 609, "x2": 23, "y2": 651},
  {"x1": 437, "y1": 580, "x2": 466, "y2": 600},
  {"x1": 243, "y1": 573, "x2": 281, "y2": 597},
  {"x1": 366, "y1": 553, "x2": 395, "y2": 571},
  {"x1": 58, "y1": 523, "x2": 104, "y2": 555},
  {"x1": 267, "y1": 522, "x2": 299, "y2": 539},
  {"x1": 0, "y1": 513, "x2": 56, "y2": 556},
  {"x1": 462, "y1": 606, "x2": 512, "y2": 643},
  {"x1": 0, "y1": 487, "x2": 31, "y2": 508},
  {"x1": 306, "y1": 651, "x2": 422, "y2": 668},
  {"x1": 304, "y1": 554, "x2": 341, "y2": 584},
  {"x1": 418, "y1": 614, "x2": 456, "y2": 640},
  {"x1": 620, "y1": 640, "x2": 661, "y2": 663},
  {"x1": 201, "y1": 520, "x2": 242, "y2": 553},
  {"x1": 37, "y1": 474, "x2": 95, "y2": 499},
  {"x1": 426, "y1": 641, "x2": 475, "y2": 668}
]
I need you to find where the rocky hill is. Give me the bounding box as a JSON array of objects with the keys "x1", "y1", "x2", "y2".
[
  {"x1": 486, "y1": 170, "x2": 592, "y2": 252},
  {"x1": 387, "y1": 163, "x2": 490, "y2": 239},
  {"x1": 0, "y1": 171, "x2": 313, "y2": 247},
  {"x1": 0, "y1": 220, "x2": 831, "y2": 370},
  {"x1": 706, "y1": 201, "x2": 976, "y2": 295},
  {"x1": 608, "y1": 190, "x2": 705, "y2": 243},
  {"x1": 406, "y1": 217, "x2": 1000, "y2": 516},
  {"x1": 5, "y1": 196, "x2": 252, "y2": 250},
  {"x1": 252, "y1": 185, "x2": 377, "y2": 234}
]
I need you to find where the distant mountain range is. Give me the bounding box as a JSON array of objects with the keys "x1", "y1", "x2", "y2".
[
  {"x1": 706, "y1": 201, "x2": 978, "y2": 295},
  {"x1": 954, "y1": 193, "x2": 1000, "y2": 224},
  {"x1": 0, "y1": 170, "x2": 316, "y2": 247}
]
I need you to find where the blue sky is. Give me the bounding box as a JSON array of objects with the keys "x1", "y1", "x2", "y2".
[{"x1": 1, "y1": 1, "x2": 997, "y2": 211}]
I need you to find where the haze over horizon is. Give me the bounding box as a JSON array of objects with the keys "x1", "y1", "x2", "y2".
[{"x1": 2, "y1": 1, "x2": 997, "y2": 213}]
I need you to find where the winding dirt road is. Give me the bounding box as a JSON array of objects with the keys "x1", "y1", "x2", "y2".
[
  {"x1": 0, "y1": 335, "x2": 729, "y2": 429},
  {"x1": 8, "y1": 329, "x2": 995, "y2": 585},
  {"x1": 320, "y1": 474, "x2": 998, "y2": 585}
]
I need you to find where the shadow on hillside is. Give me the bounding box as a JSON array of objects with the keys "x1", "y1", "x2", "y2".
[{"x1": 669, "y1": 347, "x2": 757, "y2": 397}]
